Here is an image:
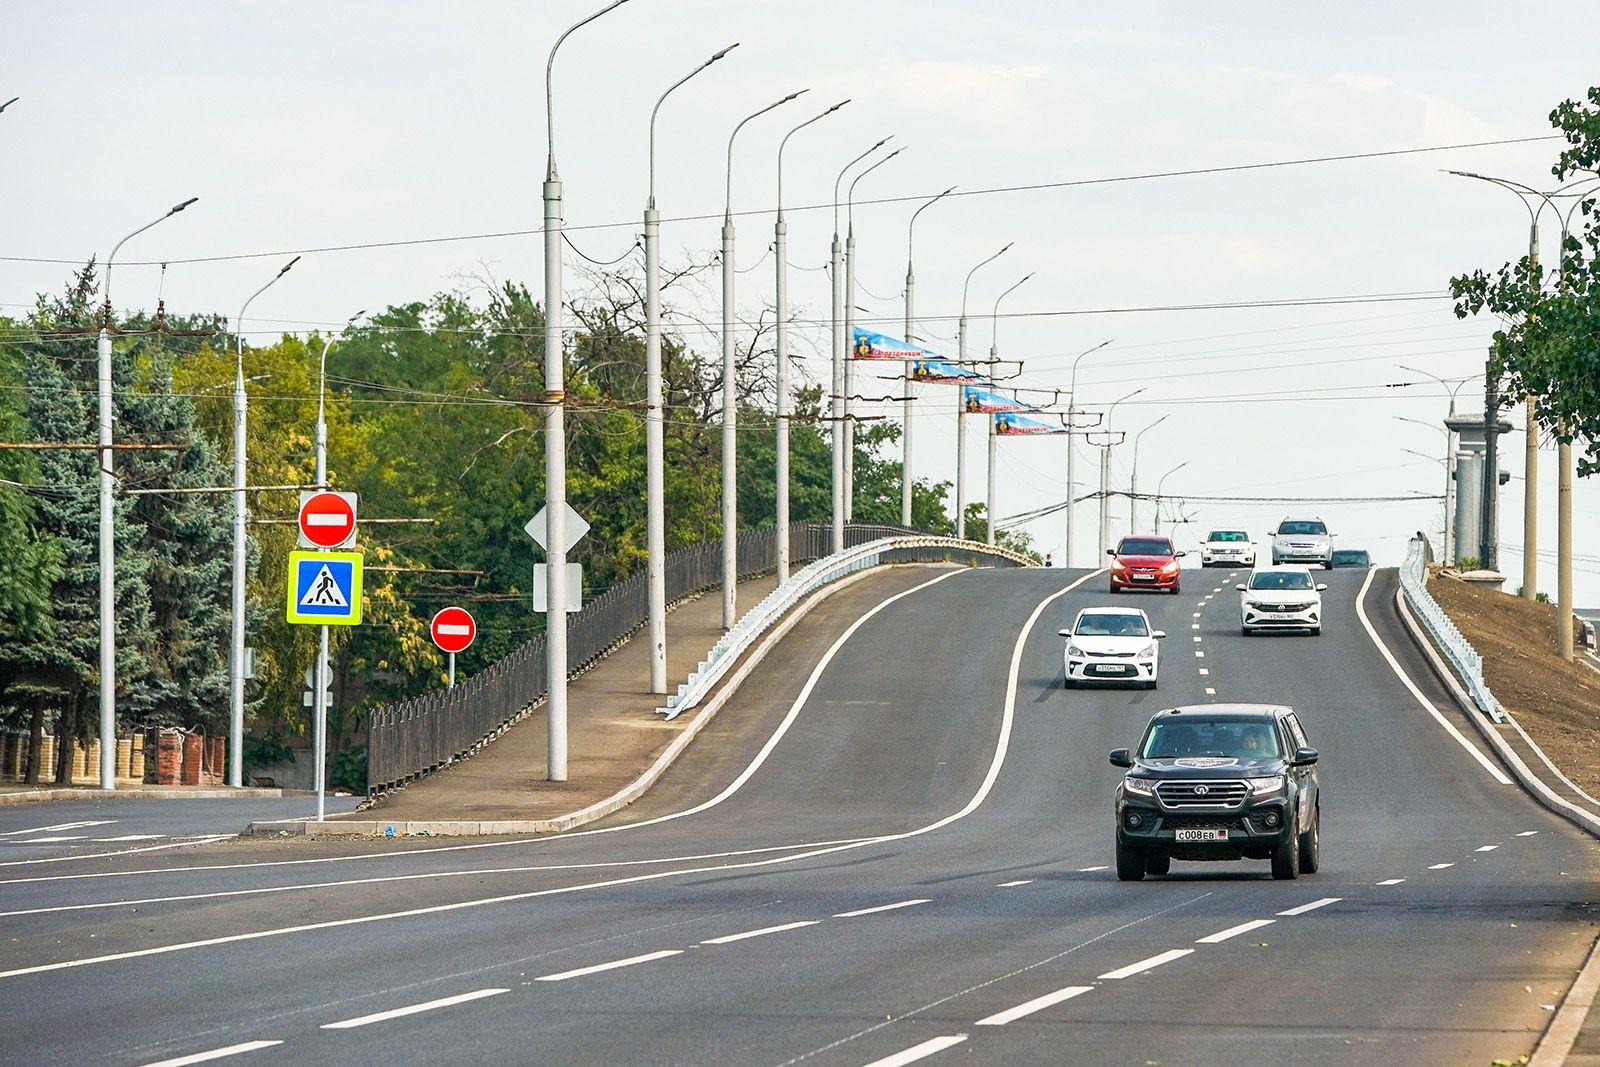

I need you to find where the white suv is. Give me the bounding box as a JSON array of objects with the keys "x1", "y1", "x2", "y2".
[
  {"x1": 1271, "y1": 517, "x2": 1334, "y2": 569},
  {"x1": 1201, "y1": 529, "x2": 1255, "y2": 568},
  {"x1": 1238, "y1": 566, "x2": 1327, "y2": 636},
  {"x1": 1059, "y1": 606, "x2": 1166, "y2": 689}
]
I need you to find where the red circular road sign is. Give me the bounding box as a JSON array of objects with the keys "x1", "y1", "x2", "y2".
[
  {"x1": 298, "y1": 491, "x2": 357, "y2": 549},
  {"x1": 430, "y1": 607, "x2": 477, "y2": 654}
]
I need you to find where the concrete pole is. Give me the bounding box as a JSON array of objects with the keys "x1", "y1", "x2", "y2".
[
  {"x1": 775, "y1": 215, "x2": 790, "y2": 577},
  {"x1": 96, "y1": 326, "x2": 114, "y2": 789},
  {"x1": 1559, "y1": 433, "x2": 1574, "y2": 661},
  {"x1": 903, "y1": 266, "x2": 914, "y2": 526},
  {"x1": 1523, "y1": 225, "x2": 1540, "y2": 598},
  {"x1": 956, "y1": 317, "x2": 968, "y2": 539},
  {"x1": 843, "y1": 230, "x2": 856, "y2": 521},
  {"x1": 830, "y1": 233, "x2": 845, "y2": 552},
  {"x1": 986, "y1": 416, "x2": 997, "y2": 546},
  {"x1": 1098, "y1": 444, "x2": 1110, "y2": 557},
  {"x1": 1065, "y1": 398, "x2": 1075, "y2": 562},
  {"x1": 720, "y1": 214, "x2": 737, "y2": 627},
  {"x1": 1480, "y1": 352, "x2": 1498, "y2": 570}
]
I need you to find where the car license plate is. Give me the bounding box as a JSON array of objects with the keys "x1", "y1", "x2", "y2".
[
  {"x1": 1174, "y1": 828, "x2": 1227, "y2": 843},
  {"x1": 1091, "y1": 664, "x2": 1125, "y2": 674}
]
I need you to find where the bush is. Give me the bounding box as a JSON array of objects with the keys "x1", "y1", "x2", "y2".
[
  {"x1": 1454, "y1": 556, "x2": 1483, "y2": 570},
  {"x1": 330, "y1": 747, "x2": 367, "y2": 794}
]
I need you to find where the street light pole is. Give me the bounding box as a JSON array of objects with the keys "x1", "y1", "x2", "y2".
[
  {"x1": 902, "y1": 185, "x2": 954, "y2": 527},
  {"x1": 1129, "y1": 414, "x2": 1170, "y2": 535},
  {"x1": 1065, "y1": 340, "x2": 1112, "y2": 566},
  {"x1": 1153, "y1": 460, "x2": 1189, "y2": 535},
  {"x1": 985, "y1": 273, "x2": 1032, "y2": 547},
  {"x1": 722, "y1": 90, "x2": 805, "y2": 628},
  {"x1": 843, "y1": 146, "x2": 904, "y2": 522},
  {"x1": 957, "y1": 243, "x2": 1011, "y2": 540},
  {"x1": 1395, "y1": 398, "x2": 1462, "y2": 561},
  {"x1": 645, "y1": 43, "x2": 736, "y2": 692},
  {"x1": 1097, "y1": 388, "x2": 1144, "y2": 556},
  {"x1": 543, "y1": 0, "x2": 632, "y2": 781},
  {"x1": 99, "y1": 198, "x2": 198, "y2": 790},
  {"x1": 776, "y1": 98, "x2": 847, "y2": 578}
]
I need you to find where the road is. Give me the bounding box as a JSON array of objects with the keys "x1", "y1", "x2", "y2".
[{"x1": 0, "y1": 563, "x2": 1595, "y2": 1066}]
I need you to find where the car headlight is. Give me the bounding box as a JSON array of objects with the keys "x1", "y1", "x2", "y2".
[
  {"x1": 1123, "y1": 776, "x2": 1155, "y2": 796},
  {"x1": 1139, "y1": 643, "x2": 1156, "y2": 657},
  {"x1": 1160, "y1": 559, "x2": 1179, "y2": 573},
  {"x1": 1246, "y1": 775, "x2": 1284, "y2": 795},
  {"x1": 1067, "y1": 644, "x2": 1084, "y2": 657}
]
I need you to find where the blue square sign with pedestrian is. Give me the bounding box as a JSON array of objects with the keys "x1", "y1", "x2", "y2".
[{"x1": 285, "y1": 550, "x2": 364, "y2": 625}]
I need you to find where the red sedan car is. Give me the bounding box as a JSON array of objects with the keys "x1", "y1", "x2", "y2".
[{"x1": 1107, "y1": 535, "x2": 1184, "y2": 594}]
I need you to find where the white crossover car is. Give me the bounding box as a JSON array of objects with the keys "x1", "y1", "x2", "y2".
[
  {"x1": 1201, "y1": 529, "x2": 1256, "y2": 568},
  {"x1": 1271, "y1": 517, "x2": 1334, "y2": 569},
  {"x1": 1238, "y1": 566, "x2": 1327, "y2": 636},
  {"x1": 1060, "y1": 607, "x2": 1166, "y2": 689}
]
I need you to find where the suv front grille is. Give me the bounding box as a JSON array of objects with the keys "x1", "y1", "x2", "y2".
[
  {"x1": 1161, "y1": 815, "x2": 1245, "y2": 832},
  {"x1": 1155, "y1": 780, "x2": 1249, "y2": 807}
]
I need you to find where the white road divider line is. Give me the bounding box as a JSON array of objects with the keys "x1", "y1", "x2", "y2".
[
  {"x1": 140, "y1": 1040, "x2": 283, "y2": 1066},
  {"x1": 861, "y1": 1034, "x2": 967, "y2": 1067},
  {"x1": 1428, "y1": 862, "x2": 1454, "y2": 870},
  {"x1": 1078, "y1": 865, "x2": 1109, "y2": 872},
  {"x1": 1098, "y1": 948, "x2": 1194, "y2": 980},
  {"x1": 1204, "y1": 688, "x2": 1216, "y2": 695},
  {"x1": 1476, "y1": 845, "x2": 1498, "y2": 852},
  {"x1": 94, "y1": 835, "x2": 166, "y2": 842},
  {"x1": 996, "y1": 880, "x2": 1032, "y2": 888},
  {"x1": 1197, "y1": 918, "x2": 1275, "y2": 943},
  {"x1": 1198, "y1": 668, "x2": 1209, "y2": 676},
  {"x1": 320, "y1": 988, "x2": 507, "y2": 1029},
  {"x1": 701, "y1": 920, "x2": 819, "y2": 945},
  {"x1": 1195, "y1": 651, "x2": 1205, "y2": 658},
  {"x1": 19, "y1": 835, "x2": 85, "y2": 843},
  {"x1": 1377, "y1": 878, "x2": 1405, "y2": 885},
  {"x1": 1278, "y1": 897, "x2": 1341, "y2": 916},
  {"x1": 0, "y1": 820, "x2": 114, "y2": 837},
  {"x1": 975, "y1": 985, "x2": 1093, "y2": 1026},
  {"x1": 535, "y1": 949, "x2": 682, "y2": 982},
  {"x1": 1192, "y1": 636, "x2": 1202, "y2": 643},
  {"x1": 1518, "y1": 830, "x2": 1539, "y2": 837},
  {"x1": 834, "y1": 899, "x2": 930, "y2": 918}
]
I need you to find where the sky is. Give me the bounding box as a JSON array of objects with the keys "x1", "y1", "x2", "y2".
[{"x1": 5, "y1": 1, "x2": 1597, "y2": 599}]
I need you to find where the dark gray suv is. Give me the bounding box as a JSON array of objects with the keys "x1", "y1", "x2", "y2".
[{"x1": 1109, "y1": 704, "x2": 1321, "y2": 881}]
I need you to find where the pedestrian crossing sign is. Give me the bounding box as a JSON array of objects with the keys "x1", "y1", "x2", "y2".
[{"x1": 286, "y1": 550, "x2": 364, "y2": 625}]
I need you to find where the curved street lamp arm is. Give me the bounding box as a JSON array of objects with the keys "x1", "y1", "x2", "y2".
[
  {"x1": 649, "y1": 42, "x2": 739, "y2": 206},
  {"x1": 778, "y1": 99, "x2": 848, "y2": 213},
  {"x1": 833, "y1": 137, "x2": 892, "y2": 234},
  {"x1": 960, "y1": 242, "x2": 1014, "y2": 318},
  {"x1": 847, "y1": 147, "x2": 905, "y2": 232},
  {"x1": 235, "y1": 256, "x2": 301, "y2": 368},
  {"x1": 727, "y1": 90, "x2": 807, "y2": 216},
  {"x1": 104, "y1": 197, "x2": 199, "y2": 311},
  {"x1": 990, "y1": 272, "x2": 1033, "y2": 348},
  {"x1": 907, "y1": 185, "x2": 957, "y2": 266},
  {"x1": 546, "y1": 0, "x2": 633, "y2": 179}
]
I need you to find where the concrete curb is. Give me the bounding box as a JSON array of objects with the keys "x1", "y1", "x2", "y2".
[
  {"x1": 244, "y1": 564, "x2": 912, "y2": 838},
  {"x1": 0, "y1": 786, "x2": 298, "y2": 806}
]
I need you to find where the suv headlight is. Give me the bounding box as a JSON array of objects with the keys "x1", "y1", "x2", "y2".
[
  {"x1": 1067, "y1": 644, "x2": 1084, "y2": 657},
  {"x1": 1246, "y1": 775, "x2": 1284, "y2": 795},
  {"x1": 1123, "y1": 776, "x2": 1155, "y2": 796}
]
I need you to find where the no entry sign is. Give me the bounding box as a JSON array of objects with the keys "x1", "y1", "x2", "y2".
[
  {"x1": 430, "y1": 606, "x2": 477, "y2": 655},
  {"x1": 298, "y1": 491, "x2": 358, "y2": 549}
]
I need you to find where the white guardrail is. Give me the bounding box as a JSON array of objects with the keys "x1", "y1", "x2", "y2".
[
  {"x1": 658, "y1": 535, "x2": 1033, "y2": 720},
  {"x1": 1399, "y1": 537, "x2": 1506, "y2": 724}
]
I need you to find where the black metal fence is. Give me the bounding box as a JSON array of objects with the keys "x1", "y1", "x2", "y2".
[{"x1": 366, "y1": 522, "x2": 997, "y2": 795}]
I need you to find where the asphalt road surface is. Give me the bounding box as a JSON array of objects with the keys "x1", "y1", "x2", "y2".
[{"x1": 0, "y1": 563, "x2": 1594, "y2": 1067}]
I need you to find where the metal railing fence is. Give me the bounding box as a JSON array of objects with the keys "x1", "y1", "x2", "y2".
[{"x1": 1399, "y1": 536, "x2": 1506, "y2": 723}]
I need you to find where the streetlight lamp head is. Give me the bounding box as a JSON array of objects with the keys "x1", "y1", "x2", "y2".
[
  {"x1": 170, "y1": 197, "x2": 199, "y2": 214},
  {"x1": 998, "y1": 241, "x2": 1014, "y2": 255},
  {"x1": 783, "y1": 89, "x2": 809, "y2": 103},
  {"x1": 279, "y1": 255, "x2": 301, "y2": 276},
  {"x1": 709, "y1": 42, "x2": 740, "y2": 61},
  {"x1": 827, "y1": 99, "x2": 850, "y2": 113}
]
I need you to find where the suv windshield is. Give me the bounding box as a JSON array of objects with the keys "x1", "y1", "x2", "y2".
[
  {"x1": 1140, "y1": 718, "x2": 1282, "y2": 759},
  {"x1": 1277, "y1": 520, "x2": 1327, "y2": 536},
  {"x1": 1207, "y1": 531, "x2": 1248, "y2": 542},
  {"x1": 1076, "y1": 613, "x2": 1149, "y2": 638},
  {"x1": 1117, "y1": 538, "x2": 1174, "y2": 556},
  {"x1": 1332, "y1": 550, "x2": 1369, "y2": 565},
  {"x1": 1249, "y1": 571, "x2": 1314, "y2": 591}
]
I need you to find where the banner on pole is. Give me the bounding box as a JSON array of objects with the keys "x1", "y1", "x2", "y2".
[
  {"x1": 852, "y1": 327, "x2": 921, "y2": 361},
  {"x1": 961, "y1": 384, "x2": 1030, "y2": 414},
  {"x1": 994, "y1": 411, "x2": 1068, "y2": 436},
  {"x1": 910, "y1": 357, "x2": 984, "y2": 384}
]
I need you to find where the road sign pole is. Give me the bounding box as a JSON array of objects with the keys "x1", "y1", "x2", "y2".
[
  {"x1": 544, "y1": 174, "x2": 569, "y2": 784},
  {"x1": 315, "y1": 622, "x2": 328, "y2": 821},
  {"x1": 448, "y1": 652, "x2": 456, "y2": 689}
]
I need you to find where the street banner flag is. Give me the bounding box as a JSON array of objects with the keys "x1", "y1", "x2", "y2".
[
  {"x1": 994, "y1": 410, "x2": 1067, "y2": 436},
  {"x1": 910, "y1": 356, "x2": 984, "y2": 384},
  {"x1": 961, "y1": 384, "x2": 1030, "y2": 414},
  {"x1": 286, "y1": 550, "x2": 364, "y2": 625},
  {"x1": 852, "y1": 327, "x2": 921, "y2": 360}
]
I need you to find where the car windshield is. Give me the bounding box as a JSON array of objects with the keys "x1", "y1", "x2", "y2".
[
  {"x1": 1249, "y1": 571, "x2": 1314, "y2": 591},
  {"x1": 1332, "y1": 550, "x2": 1369, "y2": 564},
  {"x1": 1207, "y1": 531, "x2": 1248, "y2": 543},
  {"x1": 1075, "y1": 613, "x2": 1149, "y2": 638},
  {"x1": 1140, "y1": 718, "x2": 1282, "y2": 759},
  {"x1": 1117, "y1": 538, "x2": 1174, "y2": 556},
  {"x1": 1277, "y1": 520, "x2": 1327, "y2": 535}
]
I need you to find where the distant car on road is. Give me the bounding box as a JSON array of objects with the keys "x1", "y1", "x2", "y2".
[
  {"x1": 1271, "y1": 517, "x2": 1334, "y2": 569},
  {"x1": 1238, "y1": 566, "x2": 1326, "y2": 636},
  {"x1": 1201, "y1": 529, "x2": 1255, "y2": 568},
  {"x1": 1060, "y1": 606, "x2": 1166, "y2": 689},
  {"x1": 1108, "y1": 535, "x2": 1184, "y2": 594},
  {"x1": 1109, "y1": 704, "x2": 1322, "y2": 881},
  {"x1": 1331, "y1": 548, "x2": 1371, "y2": 568}
]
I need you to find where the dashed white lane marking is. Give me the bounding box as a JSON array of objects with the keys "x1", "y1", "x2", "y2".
[
  {"x1": 140, "y1": 1041, "x2": 283, "y2": 1066},
  {"x1": 0, "y1": 820, "x2": 115, "y2": 837},
  {"x1": 1377, "y1": 878, "x2": 1406, "y2": 886},
  {"x1": 975, "y1": 985, "x2": 1094, "y2": 1026},
  {"x1": 1278, "y1": 897, "x2": 1341, "y2": 916},
  {"x1": 1195, "y1": 651, "x2": 1205, "y2": 658},
  {"x1": 93, "y1": 834, "x2": 166, "y2": 842},
  {"x1": 1197, "y1": 918, "x2": 1275, "y2": 944},
  {"x1": 1428, "y1": 863, "x2": 1455, "y2": 870},
  {"x1": 1204, "y1": 688, "x2": 1216, "y2": 696},
  {"x1": 1191, "y1": 623, "x2": 1200, "y2": 630},
  {"x1": 996, "y1": 880, "x2": 1032, "y2": 888},
  {"x1": 834, "y1": 899, "x2": 930, "y2": 918},
  {"x1": 1476, "y1": 845, "x2": 1499, "y2": 853},
  {"x1": 701, "y1": 920, "x2": 820, "y2": 945},
  {"x1": 1192, "y1": 612, "x2": 1201, "y2": 618},
  {"x1": 1198, "y1": 668, "x2": 1209, "y2": 676},
  {"x1": 862, "y1": 1034, "x2": 968, "y2": 1066},
  {"x1": 1098, "y1": 948, "x2": 1194, "y2": 980},
  {"x1": 1518, "y1": 830, "x2": 1539, "y2": 837},
  {"x1": 0, "y1": 834, "x2": 233, "y2": 869},
  {"x1": 1192, "y1": 636, "x2": 1202, "y2": 643},
  {"x1": 320, "y1": 988, "x2": 507, "y2": 1029},
  {"x1": 535, "y1": 949, "x2": 683, "y2": 982},
  {"x1": 1078, "y1": 865, "x2": 1109, "y2": 872}
]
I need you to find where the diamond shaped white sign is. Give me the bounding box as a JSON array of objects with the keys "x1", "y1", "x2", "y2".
[{"x1": 524, "y1": 503, "x2": 590, "y2": 554}]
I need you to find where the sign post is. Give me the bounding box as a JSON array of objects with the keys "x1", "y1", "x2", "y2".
[
  {"x1": 525, "y1": 503, "x2": 589, "y2": 782},
  {"x1": 429, "y1": 606, "x2": 477, "y2": 690},
  {"x1": 291, "y1": 490, "x2": 361, "y2": 823}
]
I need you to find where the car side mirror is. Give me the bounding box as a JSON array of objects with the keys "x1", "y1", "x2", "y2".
[
  {"x1": 1176, "y1": 550, "x2": 1188, "y2": 557},
  {"x1": 1109, "y1": 748, "x2": 1133, "y2": 769},
  {"x1": 1293, "y1": 746, "x2": 1319, "y2": 766},
  {"x1": 1151, "y1": 630, "x2": 1166, "y2": 640},
  {"x1": 1235, "y1": 584, "x2": 1247, "y2": 591},
  {"x1": 1105, "y1": 549, "x2": 1116, "y2": 557},
  {"x1": 1057, "y1": 628, "x2": 1072, "y2": 638},
  {"x1": 1315, "y1": 583, "x2": 1328, "y2": 591}
]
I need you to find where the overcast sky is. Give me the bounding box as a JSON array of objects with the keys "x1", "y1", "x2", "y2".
[{"x1": 6, "y1": 1, "x2": 1597, "y2": 598}]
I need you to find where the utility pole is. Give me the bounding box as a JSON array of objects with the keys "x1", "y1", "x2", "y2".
[
  {"x1": 986, "y1": 273, "x2": 1031, "y2": 547},
  {"x1": 1154, "y1": 460, "x2": 1189, "y2": 535},
  {"x1": 843, "y1": 147, "x2": 903, "y2": 522},
  {"x1": 903, "y1": 186, "x2": 954, "y2": 527},
  {"x1": 1480, "y1": 350, "x2": 1499, "y2": 570},
  {"x1": 1129, "y1": 414, "x2": 1170, "y2": 535},
  {"x1": 1096, "y1": 389, "x2": 1143, "y2": 556},
  {"x1": 957, "y1": 243, "x2": 1011, "y2": 540},
  {"x1": 1065, "y1": 340, "x2": 1113, "y2": 565}
]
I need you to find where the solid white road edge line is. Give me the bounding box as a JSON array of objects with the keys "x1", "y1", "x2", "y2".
[
  {"x1": 139, "y1": 1041, "x2": 283, "y2": 1067},
  {"x1": 320, "y1": 988, "x2": 507, "y2": 1029},
  {"x1": 1098, "y1": 948, "x2": 1194, "y2": 980},
  {"x1": 1277, "y1": 897, "x2": 1340, "y2": 916},
  {"x1": 701, "y1": 920, "x2": 819, "y2": 945},
  {"x1": 861, "y1": 1034, "x2": 968, "y2": 1067},
  {"x1": 535, "y1": 949, "x2": 683, "y2": 982},
  {"x1": 975, "y1": 986, "x2": 1093, "y2": 1026},
  {"x1": 833, "y1": 899, "x2": 930, "y2": 918},
  {"x1": 1530, "y1": 927, "x2": 1600, "y2": 1067},
  {"x1": 1197, "y1": 918, "x2": 1274, "y2": 943}
]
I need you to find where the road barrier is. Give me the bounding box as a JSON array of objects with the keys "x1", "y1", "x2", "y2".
[
  {"x1": 1399, "y1": 536, "x2": 1506, "y2": 723},
  {"x1": 366, "y1": 522, "x2": 1021, "y2": 795}
]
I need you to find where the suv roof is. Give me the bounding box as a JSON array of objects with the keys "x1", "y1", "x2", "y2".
[
  {"x1": 1158, "y1": 703, "x2": 1290, "y2": 720},
  {"x1": 1252, "y1": 564, "x2": 1315, "y2": 573},
  {"x1": 1076, "y1": 606, "x2": 1147, "y2": 618}
]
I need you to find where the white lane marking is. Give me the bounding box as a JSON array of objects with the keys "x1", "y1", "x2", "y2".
[
  {"x1": 1377, "y1": 878, "x2": 1405, "y2": 886},
  {"x1": 1194, "y1": 651, "x2": 1205, "y2": 658},
  {"x1": 975, "y1": 985, "x2": 1093, "y2": 1026},
  {"x1": 1353, "y1": 568, "x2": 1512, "y2": 785},
  {"x1": 1476, "y1": 845, "x2": 1499, "y2": 852},
  {"x1": 1204, "y1": 688, "x2": 1216, "y2": 695},
  {"x1": 1078, "y1": 865, "x2": 1109, "y2": 872},
  {"x1": 0, "y1": 820, "x2": 115, "y2": 837},
  {"x1": 1518, "y1": 830, "x2": 1539, "y2": 837},
  {"x1": 701, "y1": 920, "x2": 819, "y2": 945},
  {"x1": 861, "y1": 1034, "x2": 967, "y2": 1067},
  {"x1": 834, "y1": 899, "x2": 930, "y2": 918},
  {"x1": 0, "y1": 835, "x2": 235, "y2": 870},
  {"x1": 0, "y1": 570, "x2": 1103, "y2": 982},
  {"x1": 1191, "y1": 624, "x2": 1200, "y2": 630},
  {"x1": 1277, "y1": 897, "x2": 1341, "y2": 916},
  {"x1": 1192, "y1": 636, "x2": 1202, "y2": 643},
  {"x1": 1197, "y1": 918, "x2": 1275, "y2": 944},
  {"x1": 320, "y1": 988, "x2": 507, "y2": 1029},
  {"x1": 93, "y1": 835, "x2": 166, "y2": 842},
  {"x1": 1192, "y1": 612, "x2": 1201, "y2": 618},
  {"x1": 13, "y1": 835, "x2": 87, "y2": 843},
  {"x1": 1429, "y1": 862, "x2": 1455, "y2": 870},
  {"x1": 535, "y1": 949, "x2": 683, "y2": 982},
  {"x1": 140, "y1": 1041, "x2": 283, "y2": 1066},
  {"x1": 1198, "y1": 668, "x2": 1209, "y2": 676},
  {"x1": 1098, "y1": 948, "x2": 1194, "y2": 980},
  {"x1": 997, "y1": 879, "x2": 1032, "y2": 888}
]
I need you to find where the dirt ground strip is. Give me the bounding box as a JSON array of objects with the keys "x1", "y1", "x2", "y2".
[{"x1": 1429, "y1": 572, "x2": 1600, "y2": 797}]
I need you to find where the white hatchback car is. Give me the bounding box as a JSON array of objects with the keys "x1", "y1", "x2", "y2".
[
  {"x1": 1201, "y1": 529, "x2": 1256, "y2": 568},
  {"x1": 1238, "y1": 566, "x2": 1327, "y2": 636},
  {"x1": 1060, "y1": 607, "x2": 1166, "y2": 689}
]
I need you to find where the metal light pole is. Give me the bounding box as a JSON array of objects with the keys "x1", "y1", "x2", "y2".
[
  {"x1": 1065, "y1": 340, "x2": 1112, "y2": 565},
  {"x1": 99, "y1": 198, "x2": 198, "y2": 790},
  {"x1": 1396, "y1": 411, "x2": 1458, "y2": 561},
  {"x1": 985, "y1": 273, "x2": 1031, "y2": 547},
  {"x1": 1153, "y1": 460, "x2": 1189, "y2": 535},
  {"x1": 1129, "y1": 414, "x2": 1169, "y2": 535},
  {"x1": 843, "y1": 146, "x2": 904, "y2": 522},
  {"x1": 1097, "y1": 388, "x2": 1144, "y2": 556},
  {"x1": 644, "y1": 43, "x2": 736, "y2": 692},
  {"x1": 775, "y1": 99, "x2": 847, "y2": 579},
  {"x1": 543, "y1": 0, "x2": 631, "y2": 782},
  {"x1": 829, "y1": 138, "x2": 891, "y2": 550},
  {"x1": 722, "y1": 90, "x2": 805, "y2": 628},
  {"x1": 901, "y1": 186, "x2": 954, "y2": 528},
  {"x1": 956, "y1": 243, "x2": 1011, "y2": 539}
]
